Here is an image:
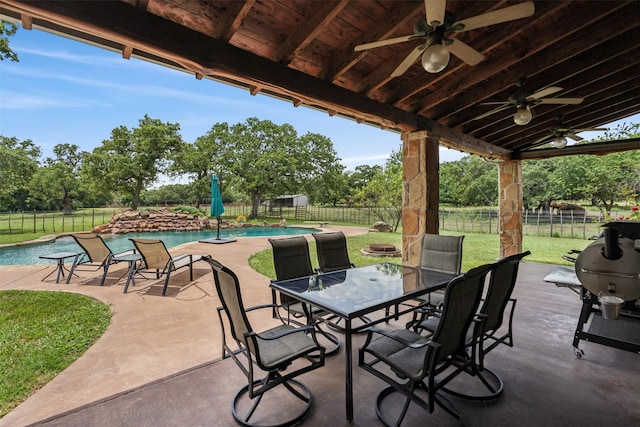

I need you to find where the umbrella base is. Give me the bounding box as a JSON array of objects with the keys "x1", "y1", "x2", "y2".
[{"x1": 199, "y1": 237, "x2": 237, "y2": 244}]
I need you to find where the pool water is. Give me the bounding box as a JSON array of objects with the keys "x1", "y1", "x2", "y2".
[{"x1": 0, "y1": 227, "x2": 318, "y2": 266}]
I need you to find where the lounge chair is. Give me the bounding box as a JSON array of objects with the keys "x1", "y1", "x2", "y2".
[
  {"x1": 67, "y1": 233, "x2": 136, "y2": 285},
  {"x1": 129, "y1": 238, "x2": 207, "y2": 296}
]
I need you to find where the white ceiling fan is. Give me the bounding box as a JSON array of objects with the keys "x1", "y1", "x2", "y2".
[
  {"x1": 354, "y1": 1, "x2": 535, "y2": 77},
  {"x1": 472, "y1": 79, "x2": 585, "y2": 125},
  {"x1": 533, "y1": 115, "x2": 608, "y2": 148}
]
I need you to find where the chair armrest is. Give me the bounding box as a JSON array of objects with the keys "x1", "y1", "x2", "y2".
[
  {"x1": 365, "y1": 327, "x2": 431, "y2": 349},
  {"x1": 246, "y1": 324, "x2": 314, "y2": 341},
  {"x1": 170, "y1": 254, "x2": 193, "y2": 269},
  {"x1": 113, "y1": 249, "x2": 136, "y2": 258}
]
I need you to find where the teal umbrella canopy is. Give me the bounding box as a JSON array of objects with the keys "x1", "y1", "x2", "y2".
[{"x1": 210, "y1": 174, "x2": 225, "y2": 218}]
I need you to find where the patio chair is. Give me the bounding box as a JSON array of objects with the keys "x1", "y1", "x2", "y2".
[
  {"x1": 416, "y1": 251, "x2": 531, "y2": 400},
  {"x1": 359, "y1": 264, "x2": 492, "y2": 426},
  {"x1": 401, "y1": 233, "x2": 464, "y2": 326},
  {"x1": 419, "y1": 233, "x2": 464, "y2": 306},
  {"x1": 268, "y1": 236, "x2": 340, "y2": 354},
  {"x1": 312, "y1": 231, "x2": 372, "y2": 331},
  {"x1": 312, "y1": 231, "x2": 355, "y2": 273},
  {"x1": 67, "y1": 233, "x2": 136, "y2": 285},
  {"x1": 129, "y1": 238, "x2": 206, "y2": 296},
  {"x1": 206, "y1": 257, "x2": 325, "y2": 427}
]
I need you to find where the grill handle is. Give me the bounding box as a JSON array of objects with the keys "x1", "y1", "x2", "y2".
[{"x1": 579, "y1": 268, "x2": 640, "y2": 280}]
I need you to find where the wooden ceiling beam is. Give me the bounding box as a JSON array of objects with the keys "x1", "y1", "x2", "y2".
[
  {"x1": 487, "y1": 69, "x2": 640, "y2": 147},
  {"x1": 326, "y1": 1, "x2": 422, "y2": 82},
  {"x1": 517, "y1": 139, "x2": 640, "y2": 160},
  {"x1": 387, "y1": 0, "x2": 568, "y2": 108},
  {"x1": 274, "y1": 0, "x2": 348, "y2": 65},
  {"x1": 214, "y1": 0, "x2": 255, "y2": 42},
  {"x1": 426, "y1": 2, "x2": 638, "y2": 127},
  {"x1": 472, "y1": 34, "x2": 640, "y2": 145}
]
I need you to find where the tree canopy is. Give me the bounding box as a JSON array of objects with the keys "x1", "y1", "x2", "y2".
[
  {"x1": 0, "y1": 21, "x2": 19, "y2": 62},
  {"x1": 196, "y1": 117, "x2": 342, "y2": 218},
  {"x1": 83, "y1": 115, "x2": 183, "y2": 210}
]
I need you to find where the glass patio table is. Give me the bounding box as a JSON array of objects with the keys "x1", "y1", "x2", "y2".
[{"x1": 270, "y1": 262, "x2": 456, "y2": 421}]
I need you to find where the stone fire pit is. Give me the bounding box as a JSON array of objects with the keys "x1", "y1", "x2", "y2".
[{"x1": 360, "y1": 243, "x2": 401, "y2": 257}]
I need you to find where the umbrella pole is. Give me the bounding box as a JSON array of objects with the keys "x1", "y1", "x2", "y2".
[{"x1": 216, "y1": 217, "x2": 221, "y2": 240}]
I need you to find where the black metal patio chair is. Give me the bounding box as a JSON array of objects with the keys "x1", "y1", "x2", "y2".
[
  {"x1": 206, "y1": 257, "x2": 325, "y2": 427},
  {"x1": 415, "y1": 251, "x2": 531, "y2": 400},
  {"x1": 359, "y1": 264, "x2": 492, "y2": 426},
  {"x1": 268, "y1": 236, "x2": 341, "y2": 354}
]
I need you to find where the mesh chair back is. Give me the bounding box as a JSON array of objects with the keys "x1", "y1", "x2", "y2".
[
  {"x1": 207, "y1": 257, "x2": 253, "y2": 350},
  {"x1": 130, "y1": 238, "x2": 171, "y2": 270},
  {"x1": 420, "y1": 234, "x2": 464, "y2": 275},
  {"x1": 72, "y1": 233, "x2": 112, "y2": 263},
  {"x1": 313, "y1": 231, "x2": 353, "y2": 272},
  {"x1": 481, "y1": 251, "x2": 530, "y2": 333},
  {"x1": 269, "y1": 236, "x2": 314, "y2": 280},
  {"x1": 431, "y1": 264, "x2": 492, "y2": 361}
]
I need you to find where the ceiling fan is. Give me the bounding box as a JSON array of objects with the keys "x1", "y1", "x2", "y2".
[
  {"x1": 533, "y1": 115, "x2": 608, "y2": 148},
  {"x1": 353, "y1": 1, "x2": 535, "y2": 77},
  {"x1": 472, "y1": 79, "x2": 585, "y2": 125}
]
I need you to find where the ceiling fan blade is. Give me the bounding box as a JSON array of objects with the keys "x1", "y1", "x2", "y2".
[
  {"x1": 527, "y1": 86, "x2": 563, "y2": 100},
  {"x1": 390, "y1": 44, "x2": 425, "y2": 77},
  {"x1": 472, "y1": 104, "x2": 510, "y2": 121},
  {"x1": 453, "y1": 2, "x2": 535, "y2": 32},
  {"x1": 447, "y1": 38, "x2": 485, "y2": 66},
  {"x1": 574, "y1": 127, "x2": 608, "y2": 132},
  {"x1": 354, "y1": 35, "x2": 417, "y2": 52},
  {"x1": 538, "y1": 97, "x2": 584, "y2": 105},
  {"x1": 480, "y1": 101, "x2": 510, "y2": 105},
  {"x1": 425, "y1": 0, "x2": 446, "y2": 27},
  {"x1": 565, "y1": 132, "x2": 583, "y2": 141},
  {"x1": 533, "y1": 135, "x2": 552, "y2": 145}
]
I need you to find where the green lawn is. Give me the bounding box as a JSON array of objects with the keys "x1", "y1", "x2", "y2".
[
  {"x1": 248, "y1": 230, "x2": 589, "y2": 279},
  {"x1": 0, "y1": 291, "x2": 112, "y2": 417}
]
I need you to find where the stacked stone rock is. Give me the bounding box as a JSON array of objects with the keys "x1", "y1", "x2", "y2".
[{"x1": 93, "y1": 209, "x2": 212, "y2": 234}]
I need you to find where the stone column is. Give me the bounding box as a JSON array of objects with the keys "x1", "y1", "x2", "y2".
[
  {"x1": 402, "y1": 131, "x2": 439, "y2": 266},
  {"x1": 498, "y1": 160, "x2": 523, "y2": 257}
]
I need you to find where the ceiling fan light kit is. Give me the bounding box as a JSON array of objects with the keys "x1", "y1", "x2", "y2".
[
  {"x1": 551, "y1": 136, "x2": 568, "y2": 149},
  {"x1": 421, "y1": 43, "x2": 450, "y2": 73},
  {"x1": 513, "y1": 106, "x2": 533, "y2": 125},
  {"x1": 353, "y1": 1, "x2": 535, "y2": 76}
]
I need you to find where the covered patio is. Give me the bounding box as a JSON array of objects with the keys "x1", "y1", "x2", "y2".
[
  {"x1": 1, "y1": 0, "x2": 638, "y2": 261},
  {"x1": 0, "y1": 229, "x2": 638, "y2": 426},
  {"x1": 0, "y1": 1, "x2": 638, "y2": 425}
]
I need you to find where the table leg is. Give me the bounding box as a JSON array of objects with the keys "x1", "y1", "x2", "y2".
[
  {"x1": 123, "y1": 260, "x2": 138, "y2": 293},
  {"x1": 345, "y1": 318, "x2": 353, "y2": 421},
  {"x1": 56, "y1": 259, "x2": 65, "y2": 283}
]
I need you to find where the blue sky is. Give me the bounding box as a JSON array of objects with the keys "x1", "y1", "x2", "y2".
[{"x1": 0, "y1": 26, "x2": 467, "y2": 172}]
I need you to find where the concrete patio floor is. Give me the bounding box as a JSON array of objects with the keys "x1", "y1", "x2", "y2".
[{"x1": 1, "y1": 226, "x2": 638, "y2": 426}]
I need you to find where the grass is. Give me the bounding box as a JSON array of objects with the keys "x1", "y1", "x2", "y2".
[
  {"x1": 248, "y1": 230, "x2": 589, "y2": 278},
  {"x1": 0, "y1": 290, "x2": 112, "y2": 417}
]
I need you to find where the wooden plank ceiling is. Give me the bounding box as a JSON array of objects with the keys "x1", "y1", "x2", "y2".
[{"x1": 2, "y1": 0, "x2": 639, "y2": 160}]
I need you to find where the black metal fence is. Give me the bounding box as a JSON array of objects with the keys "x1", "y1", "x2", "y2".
[
  {"x1": 0, "y1": 205, "x2": 609, "y2": 238},
  {"x1": 0, "y1": 209, "x2": 127, "y2": 235},
  {"x1": 440, "y1": 208, "x2": 605, "y2": 239}
]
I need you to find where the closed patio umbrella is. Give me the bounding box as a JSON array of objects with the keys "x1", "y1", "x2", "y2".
[{"x1": 203, "y1": 174, "x2": 236, "y2": 244}]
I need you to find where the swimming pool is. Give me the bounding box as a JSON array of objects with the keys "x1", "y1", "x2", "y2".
[{"x1": 0, "y1": 227, "x2": 318, "y2": 266}]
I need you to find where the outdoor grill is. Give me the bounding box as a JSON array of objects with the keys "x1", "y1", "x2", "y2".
[{"x1": 572, "y1": 221, "x2": 640, "y2": 356}]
